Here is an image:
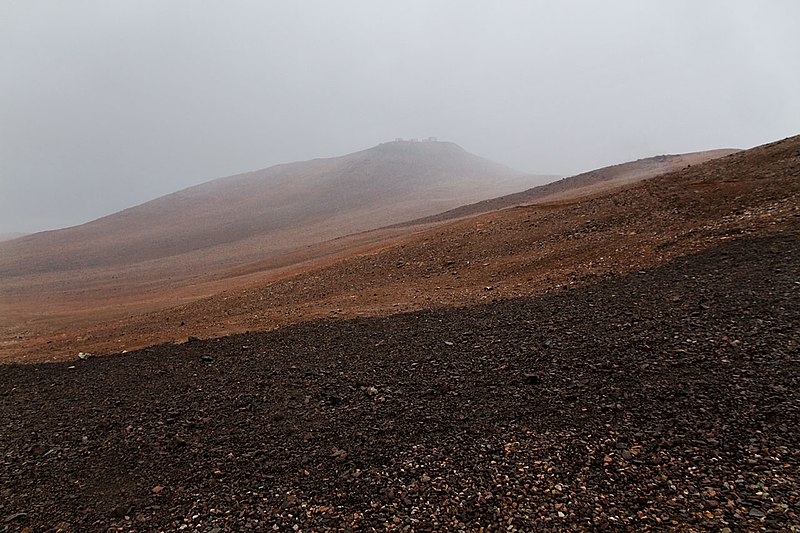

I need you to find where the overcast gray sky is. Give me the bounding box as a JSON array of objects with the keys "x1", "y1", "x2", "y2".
[{"x1": 1, "y1": 1, "x2": 798, "y2": 234}]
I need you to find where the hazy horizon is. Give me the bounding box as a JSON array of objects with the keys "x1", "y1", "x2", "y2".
[{"x1": 2, "y1": 1, "x2": 799, "y2": 234}]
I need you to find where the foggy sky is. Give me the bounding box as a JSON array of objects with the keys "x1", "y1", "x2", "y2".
[{"x1": 2, "y1": 1, "x2": 799, "y2": 234}]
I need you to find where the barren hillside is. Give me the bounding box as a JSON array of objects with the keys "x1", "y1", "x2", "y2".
[
  {"x1": 2, "y1": 135, "x2": 796, "y2": 363},
  {"x1": 0, "y1": 141, "x2": 537, "y2": 279},
  {"x1": 1, "y1": 168, "x2": 797, "y2": 531}
]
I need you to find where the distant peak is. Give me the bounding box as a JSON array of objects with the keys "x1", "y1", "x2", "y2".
[
  {"x1": 388, "y1": 137, "x2": 440, "y2": 143},
  {"x1": 372, "y1": 138, "x2": 466, "y2": 154}
]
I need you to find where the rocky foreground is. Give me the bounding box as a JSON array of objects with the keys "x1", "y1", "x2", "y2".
[{"x1": 1, "y1": 227, "x2": 799, "y2": 531}]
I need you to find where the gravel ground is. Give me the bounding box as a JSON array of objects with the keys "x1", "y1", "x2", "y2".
[{"x1": 1, "y1": 227, "x2": 799, "y2": 531}]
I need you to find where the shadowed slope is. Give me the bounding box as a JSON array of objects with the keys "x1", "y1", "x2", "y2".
[{"x1": 1, "y1": 226, "x2": 798, "y2": 530}]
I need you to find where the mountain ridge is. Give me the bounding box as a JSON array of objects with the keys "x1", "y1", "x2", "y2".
[{"x1": 394, "y1": 148, "x2": 740, "y2": 226}]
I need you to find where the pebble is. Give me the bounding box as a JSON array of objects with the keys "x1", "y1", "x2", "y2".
[
  {"x1": 4, "y1": 513, "x2": 27, "y2": 523},
  {"x1": 2, "y1": 229, "x2": 799, "y2": 530}
]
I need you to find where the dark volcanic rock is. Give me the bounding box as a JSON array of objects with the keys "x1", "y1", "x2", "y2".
[{"x1": 1, "y1": 228, "x2": 799, "y2": 530}]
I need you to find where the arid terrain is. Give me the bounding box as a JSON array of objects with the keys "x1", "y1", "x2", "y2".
[
  {"x1": 0, "y1": 135, "x2": 798, "y2": 530},
  {"x1": 0, "y1": 140, "x2": 546, "y2": 292},
  {"x1": 1, "y1": 145, "x2": 737, "y2": 363}
]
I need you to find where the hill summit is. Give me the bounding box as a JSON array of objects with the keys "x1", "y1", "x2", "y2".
[{"x1": 0, "y1": 141, "x2": 543, "y2": 277}]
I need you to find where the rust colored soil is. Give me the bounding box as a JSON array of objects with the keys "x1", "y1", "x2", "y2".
[{"x1": 1, "y1": 227, "x2": 798, "y2": 530}]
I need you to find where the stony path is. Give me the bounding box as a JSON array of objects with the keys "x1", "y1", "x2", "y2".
[{"x1": 1, "y1": 228, "x2": 799, "y2": 531}]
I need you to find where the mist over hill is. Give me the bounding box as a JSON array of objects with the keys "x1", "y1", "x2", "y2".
[
  {"x1": 0, "y1": 140, "x2": 549, "y2": 277},
  {"x1": 0, "y1": 233, "x2": 27, "y2": 243}
]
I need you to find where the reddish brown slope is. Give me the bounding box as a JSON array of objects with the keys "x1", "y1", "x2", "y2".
[
  {"x1": 1, "y1": 229, "x2": 798, "y2": 530},
  {"x1": 0, "y1": 141, "x2": 548, "y2": 339},
  {"x1": 3, "y1": 135, "x2": 796, "y2": 363},
  {"x1": 400, "y1": 148, "x2": 739, "y2": 225}
]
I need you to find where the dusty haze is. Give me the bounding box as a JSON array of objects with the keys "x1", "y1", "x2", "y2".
[{"x1": 1, "y1": 1, "x2": 799, "y2": 234}]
